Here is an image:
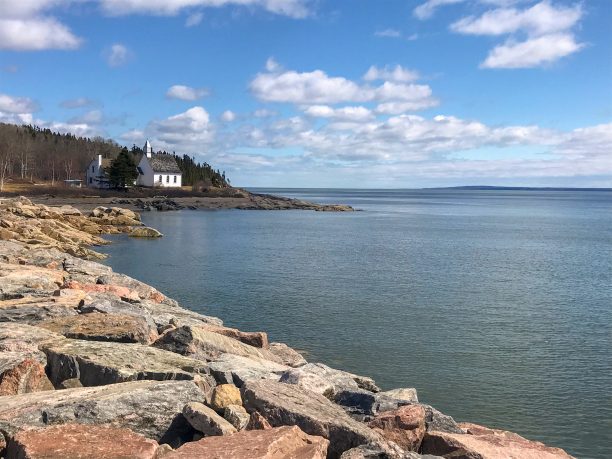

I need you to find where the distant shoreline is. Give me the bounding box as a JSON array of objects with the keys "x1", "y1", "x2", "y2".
[{"x1": 247, "y1": 186, "x2": 612, "y2": 192}]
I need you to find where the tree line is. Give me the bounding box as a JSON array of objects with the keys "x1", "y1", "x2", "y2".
[{"x1": 0, "y1": 122, "x2": 228, "y2": 191}]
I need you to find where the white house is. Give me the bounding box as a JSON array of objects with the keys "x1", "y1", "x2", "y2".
[
  {"x1": 86, "y1": 155, "x2": 112, "y2": 188},
  {"x1": 136, "y1": 141, "x2": 183, "y2": 188}
]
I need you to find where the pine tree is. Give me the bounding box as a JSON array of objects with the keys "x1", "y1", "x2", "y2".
[{"x1": 108, "y1": 149, "x2": 138, "y2": 189}]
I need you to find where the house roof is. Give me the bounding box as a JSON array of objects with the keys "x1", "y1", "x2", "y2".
[
  {"x1": 88, "y1": 158, "x2": 112, "y2": 169},
  {"x1": 148, "y1": 154, "x2": 182, "y2": 174}
]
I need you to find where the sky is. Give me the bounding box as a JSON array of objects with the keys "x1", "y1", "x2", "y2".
[{"x1": 0, "y1": 0, "x2": 610, "y2": 188}]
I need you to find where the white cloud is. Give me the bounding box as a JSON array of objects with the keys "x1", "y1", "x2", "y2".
[
  {"x1": 363, "y1": 65, "x2": 419, "y2": 83},
  {"x1": 105, "y1": 43, "x2": 130, "y2": 67},
  {"x1": 303, "y1": 105, "x2": 374, "y2": 121},
  {"x1": 166, "y1": 85, "x2": 210, "y2": 101},
  {"x1": 414, "y1": 0, "x2": 465, "y2": 20},
  {"x1": 0, "y1": 17, "x2": 81, "y2": 51},
  {"x1": 0, "y1": 93, "x2": 38, "y2": 114},
  {"x1": 185, "y1": 11, "x2": 204, "y2": 27},
  {"x1": 374, "y1": 29, "x2": 402, "y2": 38},
  {"x1": 250, "y1": 62, "x2": 438, "y2": 111},
  {"x1": 221, "y1": 110, "x2": 236, "y2": 122},
  {"x1": 254, "y1": 108, "x2": 277, "y2": 118},
  {"x1": 451, "y1": 1, "x2": 583, "y2": 36},
  {"x1": 481, "y1": 33, "x2": 583, "y2": 68},
  {"x1": 100, "y1": 0, "x2": 310, "y2": 18},
  {"x1": 265, "y1": 57, "x2": 281, "y2": 72}
]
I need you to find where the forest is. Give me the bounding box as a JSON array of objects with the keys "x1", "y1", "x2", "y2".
[{"x1": 0, "y1": 123, "x2": 228, "y2": 191}]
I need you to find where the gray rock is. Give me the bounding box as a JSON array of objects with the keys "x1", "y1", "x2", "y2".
[
  {"x1": 422, "y1": 405, "x2": 463, "y2": 434},
  {"x1": 0, "y1": 323, "x2": 62, "y2": 362},
  {"x1": 379, "y1": 388, "x2": 418, "y2": 403},
  {"x1": 0, "y1": 300, "x2": 78, "y2": 324},
  {"x1": 340, "y1": 443, "x2": 442, "y2": 459},
  {"x1": 241, "y1": 379, "x2": 382, "y2": 458},
  {"x1": 333, "y1": 389, "x2": 412, "y2": 419},
  {"x1": 279, "y1": 367, "x2": 335, "y2": 397},
  {"x1": 208, "y1": 354, "x2": 289, "y2": 387},
  {"x1": 41, "y1": 338, "x2": 210, "y2": 387},
  {"x1": 0, "y1": 380, "x2": 206, "y2": 447},
  {"x1": 182, "y1": 402, "x2": 237, "y2": 436},
  {"x1": 138, "y1": 301, "x2": 223, "y2": 329},
  {"x1": 279, "y1": 363, "x2": 379, "y2": 398},
  {"x1": 153, "y1": 326, "x2": 282, "y2": 363},
  {"x1": 268, "y1": 342, "x2": 307, "y2": 367},
  {"x1": 224, "y1": 404, "x2": 250, "y2": 430}
]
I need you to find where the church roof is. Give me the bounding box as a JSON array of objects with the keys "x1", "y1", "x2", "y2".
[{"x1": 148, "y1": 154, "x2": 182, "y2": 174}]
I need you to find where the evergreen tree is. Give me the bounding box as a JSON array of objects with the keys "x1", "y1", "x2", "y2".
[{"x1": 108, "y1": 150, "x2": 138, "y2": 188}]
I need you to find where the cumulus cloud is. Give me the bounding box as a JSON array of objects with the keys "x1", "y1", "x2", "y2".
[
  {"x1": 0, "y1": 93, "x2": 38, "y2": 114},
  {"x1": 0, "y1": 17, "x2": 81, "y2": 51},
  {"x1": 303, "y1": 105, "x2": 374, "y2": 121},
  {"x1": 250, "y1": 61, "x2": 437, "y2": 111},
  {"x1": 221, "y1": 110, "x2": 236, "y2": 122},
  {"x1": 166, "y1": 85, "x2": 210, "y2": 101},
  {"x1": 99, "y1": 0, "x2": 310, "y2": 18},
  {"x1": 363, "y1": 65, "x2": 419, "y2": 82},
  {"x1": 481, "y1": 33, "x2": 583, "y2": 68},
  {"x1": 104, "y1": 43, "x2": 130, "y2": 67},
  {"x1": 451, "y1": 1, "x2": 582, "y2": 36}
]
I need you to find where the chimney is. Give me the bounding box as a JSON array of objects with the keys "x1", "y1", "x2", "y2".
[{"x1": 97, "y1": 154, "x2": 102, "y2": 167}]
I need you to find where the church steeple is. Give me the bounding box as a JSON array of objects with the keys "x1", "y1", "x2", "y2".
[{"x1": 144, "y1": 140, "x2": 153, "y2": 158}]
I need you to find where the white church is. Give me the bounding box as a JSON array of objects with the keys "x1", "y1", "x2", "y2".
[
  {"x1": 87, "y1": 141, "x2": 182, "y2": 188},
  {"x1": 136, "y1": 141, "x2": 183, "y2": 188}
]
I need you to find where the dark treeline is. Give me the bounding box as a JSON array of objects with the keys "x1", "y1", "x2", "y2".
[{"x1": 0, "y1": 122, "x2": 228, "y2": 191}]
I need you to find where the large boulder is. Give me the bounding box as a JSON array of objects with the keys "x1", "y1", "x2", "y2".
[
  {"x1": 280, "y1": 363, "x2": 379, "y2": 399},
  {"x1": 5, "y1": 424, "x2": 160, "y2": 459},
  {"x1": 0, "y1": 380, "x2": 206, "y2": 447},
  {"x1": 203, "y1": 325, "x2": 268, "y2": 348},
  {"x1": 41, "y1": 338, "x2": 210, "y2": 387},
  {"x1": 129, "y1": 227, "x2": 163, "y2": 238},
  {"x1": 0, "y1": 356, "x2": 54, "y2": 396},
  {"x1": 210, "y1": 383, "x2": 242, "y2": 412},
  {"x1": 0, "y1": 263, "x2": 65, "y2": 299},
  {"x1": 241, "y1": 379, "x2": 382, "y2": 458},
  {"x1": 368, "y1": 405, "x2": 426, "y2": 452},
  {"x1": 0, "y1": 294, "x2": 80, "y2": 324},
  {"x1": 378, "y1": 388, "x2": 418, "y2": 403},
  {"x1": 0, "y1": 323, "x2": 62, "y2": 361},
  {"x1": 421, "y1": 422, "x2": 574, "y2": 459},
  {"x1": 165, "y1": 425, "x2": 329, "y2": 459},
  {"x1": 39, "y1": 313, "x2": 159, "y2": 344},
  {"x1": 224, "y1": 405, "x2": 250, "y2": 430},
  {"x1": 207, "y1": 354, "x2": 289, "y2": 387},
  {"x1": 153, "y1": 326, "x2": 282, "y2": 363},
  {"x1": 268, "y1": 342, "x2": 308, "y2": 367},
  {"x1": 182, "y1": 401, "x2": 236, "y2": 436}
]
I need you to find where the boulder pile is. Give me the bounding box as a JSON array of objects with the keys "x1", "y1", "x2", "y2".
[{"x1": 0, "y1": 197, "x2": 574, "y2": 458}]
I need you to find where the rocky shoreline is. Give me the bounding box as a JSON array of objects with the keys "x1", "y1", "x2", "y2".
[{"x1": 0, "y1": 197, "x2": 574, "y2": 458}]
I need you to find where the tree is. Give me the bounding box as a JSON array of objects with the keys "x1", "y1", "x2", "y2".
[{"x1": 108, "y1": 150, "x2": 137, "y2": 189}]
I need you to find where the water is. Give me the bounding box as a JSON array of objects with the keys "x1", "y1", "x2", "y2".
[{"x1": 99, "y1": 189, "x2": 612, "y2": 459}]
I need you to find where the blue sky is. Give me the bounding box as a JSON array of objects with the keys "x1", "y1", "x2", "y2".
[{"x1": 0, "y1": 0, "x2": 610, "y2": 188}]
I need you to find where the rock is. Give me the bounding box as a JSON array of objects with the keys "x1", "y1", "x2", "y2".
[
  {"x1": 333, "y1": 389, "x2": 411, "y2": 419},
  {"x1": 210, "y1": 383, "x2": 242, "y2": 412},
  {"x1": 246, "y1": 411, "x2": 273, "y2": 430},
  {"x1": 57, "y1": 378, "x2": 83, "y2": 389},
  {"x1": 340, "y1": 445, "x2": 440, "y2": 459},
  {"x1": 268, "y1": 342, "x2": 308, "y2": 367},
  {"x1": 224, "y1": 405, "x2": 250, "y2": 430},
  {"x1": 39, "y1": 313, "x2": 159, "y2": 344},
  {"x1": 368, "y1": 405, "x2": 426, "y2": 452},
  {"x1": 0, "y1": 296, "x2": 80, "y2": 324},
  {"x1": 156, "y1": 444, "x2": 174, "y2": 457},
  {"x1": 0, "y1": 262, "x2": 65, "y2": 299},
  {"x1": 280, "y1": 367, "x2": 335, "y2": 397},
  {"x1": 422, "y1": 406, "x2": 463, "y2": 434},
  {"x1": 208, "y1": 354, "x2": 289, "y2": 387},
  {"x1": 6, "y1": 423, "x2": 160, "y2": 459},
  {"x1": 182, "y1": 402, "x2": 237, "y2": 436},
  {"x1": 241, "y1": 379, "x2": 382, "y2": 458},
  {"x1": 0, "y1": 323, "x2": 62, "y2": 361},
  {"x1": 280, "y1": 363, "x2": 379, "y2": 398},
  {"x1": 41, "y1": 338, "x2": 210, "y2": 387},
  {"x1": 379, "y1": 388, "x2": 418, "y2": 403},
  {"x1": 421, "y1": 422, "x2": 574, "y2": 459},
  {"x1": 130, "y1": 227, "x2": 163, "y2": 238},
  {"x1": 0, "y1": 380, "x2": 206, "y2": 447},
  {"x1": 153, "y1": 326, "x2": 282, "y2": 363},
  {"x1": 165, "y1": 425, "x2": 329, "y2": 459},
  {"x1": 62, "y1": 280, "x2": 140, "y2": 302},
  {"x1": 203, "y1": 325, "x2": 268, "y2": 348},
  {"x1": 0, "y1": 357, "x2": 54, "y2": 396}
]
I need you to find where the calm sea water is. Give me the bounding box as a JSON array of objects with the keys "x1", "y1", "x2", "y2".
[{"x1": 99, "y1": 189, "x2": 612, "y2": 459}]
